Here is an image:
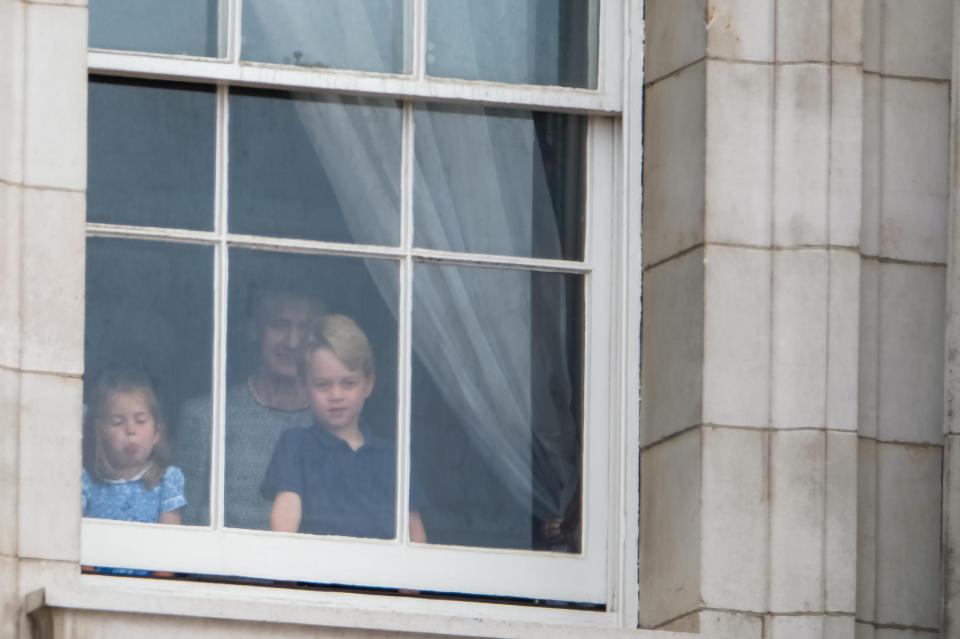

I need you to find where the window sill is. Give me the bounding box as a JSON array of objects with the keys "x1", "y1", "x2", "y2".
[{"x1": 26, "y1": 576, "x2": 690, "y2": 639}]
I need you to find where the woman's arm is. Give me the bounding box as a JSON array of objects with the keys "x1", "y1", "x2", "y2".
[
  {"x1": 409, "y1": 510, "x2": 427, "y2": 543},
  {"x1": 159, "y1": 509, "x2": 182, "y2": 525},
  {"x1": 271, "y1": 491, "x2": 302, "y2": 532}
]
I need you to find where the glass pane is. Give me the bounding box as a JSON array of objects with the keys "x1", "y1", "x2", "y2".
[
  {"x1": 84, "y1": 238, "x2": 214, "y2": 533},
  {"x1": 88, "y1": 78, "x2": 216, "y2": 231},
  {"x1": 230, "y1": 89, "x2": 401, "y2": 245},
  {"x1": 426, "y1": 0, "x2": 598, "y2": 88},
  {"x1": 411, "y1": 264, "x2": 583, "y2": 552},
  {"x1": 218, "y1": 249, "x2": 400, "y2": 538},
  {"x1": 90, "y1": 0, "x2": 219, "y2": 57},
  {"x1": 242, "y1": 0, "x2": 407, "y2": 74},
  {"x1": 414, "y1": 105, "x2": 585, "y2": 260}
]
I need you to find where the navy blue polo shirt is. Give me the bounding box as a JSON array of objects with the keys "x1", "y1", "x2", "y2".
[{"x1": 261, "y1": 424, "x2": 397, "y2": 539}]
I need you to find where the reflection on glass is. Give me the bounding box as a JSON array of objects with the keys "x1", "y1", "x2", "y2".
[
  {"x1": 88, "y1": 78, "x2": 216, "y2": 231},
  {"x1": 411, "y1": 264, "x2": 583, "y2": 552},
  {"x1": 414, "y1": 104, "x2": 586, "y2": 260},
  {"x1": 242, "y1": 0, "x2": 407, "y2": 74},
  {"x1": 196, "y1": 249, "x2": 400, "y2": 536},
  {"x1": 230, "y1": 89, "x2": 401, "y2": 245},
  {"x1": 84, "y1": 238, "x2": 214, "y2": 529},
  {"x1": 426, "y1": 0, "x2": 598, "y2": 88},
  {"x1": 90, "y1": 0, "x2": 219, "y2": 57}
]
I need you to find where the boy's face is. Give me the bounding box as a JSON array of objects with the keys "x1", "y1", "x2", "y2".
[{"x1": 305, "y1": 347, "x2": 374, "y2": 434}]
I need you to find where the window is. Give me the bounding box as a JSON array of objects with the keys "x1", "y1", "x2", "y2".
[{"x1": 81, "y1": 0, "x2": 632, "y2": 611}]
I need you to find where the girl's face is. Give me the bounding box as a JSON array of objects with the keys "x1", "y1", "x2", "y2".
[{"x1": 98, "y1": 389, "x2": 160, "y2": 479}]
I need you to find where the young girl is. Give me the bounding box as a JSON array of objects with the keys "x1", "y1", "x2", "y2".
[{"x1": 82, "y1": 368, "x2": 186, "y2": 525}]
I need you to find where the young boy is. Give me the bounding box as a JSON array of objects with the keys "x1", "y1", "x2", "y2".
[{"x1": 261, "y1": 314, "x2": 426, "y2": 542}]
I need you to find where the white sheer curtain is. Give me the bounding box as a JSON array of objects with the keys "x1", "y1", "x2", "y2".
[{"x1": 247, "y1": 0, "x2": 580, "y2": 529}]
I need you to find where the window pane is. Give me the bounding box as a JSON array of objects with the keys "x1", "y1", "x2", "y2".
[
  {"x1": 207, "y1": 249, "x2": 399, "y2": 537},
  {"x1": 414, "y1": 105, "x2": 585, "y2": 260},
  {"x1": 84, "y1": 238, "x2": 213, "y2": 529},
  {"x1": 229, "y1": 90, "x2": 401, "y2": 245},
  {"x1": 426, "y1": 0, "x2": 598, "y2": 89},
  {"x1": 411, "y1": 264, "x2": 583, "y2": 552},
  {"x1": 88, "y1": 78, "x2": 216, "y2": 231},
  {"x1": 90, "y1": 0, "x2": 219, "y2": 57},
  {"x1": 241, "y1": 0, "x2": 407, "y2": 74}
]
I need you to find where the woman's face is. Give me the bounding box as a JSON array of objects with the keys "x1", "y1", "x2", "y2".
[
  {"x1": 255, "y1": 294, "x2": 315, "y2": 379},
  {"x1": 99, "y1": 388, "x2": 160, "y2": 478}
]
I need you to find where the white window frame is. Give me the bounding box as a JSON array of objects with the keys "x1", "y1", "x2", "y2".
[{"x1": 80, "y1": 0, "x2": 643, "y2": 628}]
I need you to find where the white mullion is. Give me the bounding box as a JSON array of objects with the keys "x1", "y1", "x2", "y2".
[
  {"x1": 411, "y1": 248, "x2": 591, "y2": 275},
  {"x1": 412, "y1": 0, "x2": 427, "y2": 80},
  {"x1": 395, "y1": 101, "x2": 415, "y2": 543},
  {"x1": 228, "y1": 0, "x2": 242, "y2": 63},
  {"x1": 226, "y1": 234, "x2": 405, "y2": 259},
  {"x1": 87, "y1": 51, "x2": 620, "y2": 115},
  {"x1": 85, "y1": 223, "x2": 220, "y2": 245},
  {"x1": 209, "y1": 84, "x2": 231, "y2": 531}
]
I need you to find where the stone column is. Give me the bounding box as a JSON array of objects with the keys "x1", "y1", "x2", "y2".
[
  {"x1": 640, "y1": 1, "x2": 863, "y2": 637},
  {"x1": 857, "y1": 1, "x2": 953, "y2": 638},
  {"x1": 0, "y1": 0, "x2": 88, "y2": 637}
]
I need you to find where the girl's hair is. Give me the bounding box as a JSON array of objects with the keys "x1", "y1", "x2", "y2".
[
  {"x1": 297, "y1": 314, "x2": 375, "y2": 378},
  {"x1": 87, "y1": 367, "x2": 170, "y2": 489}
]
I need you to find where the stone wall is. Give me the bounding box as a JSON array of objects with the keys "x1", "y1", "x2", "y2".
[{"x1": 640, "y1": 1, "x2": 954, "y2": 637}]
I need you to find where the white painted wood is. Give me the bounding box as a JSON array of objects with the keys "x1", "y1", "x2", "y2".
[{"x1": 87, "y1": 50, "x2": 621, "y2": 114}]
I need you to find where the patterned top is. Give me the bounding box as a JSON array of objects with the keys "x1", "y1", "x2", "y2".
[
  {"x1": 175, "y1": 382, "x2": 312, "y2": 529},
  {"x1": 82, "y1": 465, "x2": 186, "y2": 523}
]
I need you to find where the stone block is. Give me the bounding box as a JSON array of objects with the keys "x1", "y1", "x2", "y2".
[
  {"x1": 0, "y1": 182, "x2": 22, "y2": 369},
  {"x1": 699, "y1": 610, "x2": 763, "y2": 639},
  {"x1": 773, "y1": 64, "x2": 829, "y2": 247},
  {"x1": 857, "y1": 438, "x2": 878, "y2": 624},
  {"x1": 771, "y1": 250, "x2": 828, "y2": 429},
  {"x1": 877, "y1": 262, "x2": 946, "y2": 445},
  {"x1": 765, "y1": 614, "x2": 824, "y2": 639},
  {"x1": 776, "y1": 0, "x2": 830, "y2": 62},
  {"x1": 875, "y1": 630, "x2": 938, "y2": 639},
  {"x1": 769, "y1": 430, "x2": 824, "y2": 612},
  {"x1": 23, "y1": 2, "x2": 87, "y2": 190},
  {"x1": 858, "y1": 258, "x2": 879, "y2": 440},
  {"x1": 640, "y1": 248, "x2": 704, "y2": 446},
  {"x1": 863, "y1": 0, "x2": 881, "y2": 73},
  {"x1": 701, "y1": 426, "x2": 767, "y2": 612},
  {"x1": 644, "y1": 0, "x2": 707, "y2": 84},
  {"x1": 943, "y1": 435, "x2": 960, "y2": 639},
  {"x1": 0, "y1": 0, "x2": 24, "y2": 184},
  {"x1": 0, "y1": 369, "x2": 19, "y2": 557},
  {"x1": 18, "y1": 372, "x2": 82, "y2": 562},
  {"x1": 703, "y1": 245, "x2": 771, "y2": 427},
  {"x1": 824, "y1": 616, "x2": 857, "y2": 639},
  {"x1": 642, "y1": 60, "x2": 706, "y2": 267},
  {"x1": 829, "y1": 65, "x2": 863, "y2": 248},
  {"x1": 20, "y1": 187, "x2": 85, "y2": 376},
  {"x1": 825, "y1": 431, "x2": 857, "y2": 613},
  {"x1": 706, "y1": 0, "x2": 774, "y2": 62},
  {"x1": 860, "y1": 74, "x2": 880, "y2": 258},
  {"x1": 827, "y1": 250, "x2": 860, "y2": 431},
  {"x1": 880, "y1": 78, "x2": 949, "y2": 264},
  {"x1": 881, "y1": 0, "x2": 953, "y2": 80},
  {"x1": 639, "y1": 428, "x2": 701, "y2": 627},
  {"x1": 0, "y1": 555, "x2": 17, "y2": 639},
  {"x1": 875, "y1": 442, "x2": 942, "y2": 630},
  {"x1": 856, "y1": 622, "x2": 874, "y2": 639},
  {"x1": 705, "y1": 59, "x2": 773, "y2": 247},
  {"x1": 832, "y1": 0, "x2": 863, "y2": 64}
]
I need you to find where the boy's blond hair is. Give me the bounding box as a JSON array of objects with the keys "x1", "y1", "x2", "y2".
[{"x1": 298, "y1": 314, "x2": 374, "y2": 377}]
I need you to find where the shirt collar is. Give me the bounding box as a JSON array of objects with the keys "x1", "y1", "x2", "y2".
[{"x1": 310, "y1": 422, "x2": 389, "y2": 451}]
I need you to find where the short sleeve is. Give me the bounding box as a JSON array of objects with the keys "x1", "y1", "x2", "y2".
[
  {"x1": 159, "y1": 466, "x2": 187, "y2": 513},
  {"x1": 261, "y1": 428, "x2": 305, "y2": 500},
  {"x1": 81, "y1": 468, "x2": 91, "y2": 514}
]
